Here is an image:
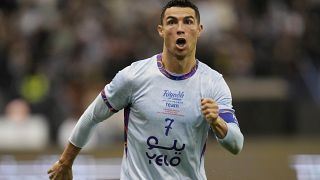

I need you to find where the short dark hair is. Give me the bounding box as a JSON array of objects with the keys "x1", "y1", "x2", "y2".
[{"x1": 160, "y1": 0, "x2": 200, "y2": 25}]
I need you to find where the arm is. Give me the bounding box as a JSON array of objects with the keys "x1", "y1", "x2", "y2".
[
  {"x1": 201, "y1": 98, "x2": 243, "y2": 154},
  {"x1": 216, "y1": 122, "x2": 243, "y2": 155},
  {"x1": 201, "y1": 98, "x2": 228, "y2": 138},
  {"x1": 48, "y1": 93, "x2": 115, "y2": 180},
  {"x1": 48, "y1": 66, "x2": 132, "y2": 179},
  {"x1": 47, "y1": 142, "x2": 81, "y2": 180}
]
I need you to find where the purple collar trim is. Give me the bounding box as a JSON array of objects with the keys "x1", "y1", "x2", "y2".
[{"x1": 156, "y1": 54, "x2": 198, "y2": 81}]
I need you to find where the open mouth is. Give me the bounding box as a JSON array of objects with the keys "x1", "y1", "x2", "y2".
[{"x1": 176, "y1": 38, "x2": 186, "y2": 47}]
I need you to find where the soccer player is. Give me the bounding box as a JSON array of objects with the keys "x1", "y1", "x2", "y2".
[{"x1": 47, "y1": 0, "x2": 244, "y2": 179}]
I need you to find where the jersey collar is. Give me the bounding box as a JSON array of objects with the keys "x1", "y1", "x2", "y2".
[{"x1": 156, "y1": 54, "x2": 198, "y2": 81}]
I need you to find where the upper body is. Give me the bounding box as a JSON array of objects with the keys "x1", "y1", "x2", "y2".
[
  {"x1": 48, "y1": 1, "x2": 244, "y2": 180},
  {"x1": 88, "y1": 54, "x2": 242, "y2": 179}
]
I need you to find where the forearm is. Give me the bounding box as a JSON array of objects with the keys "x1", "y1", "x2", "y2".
[
  {"x1": 48, "y1": 92, "x2": 116, "y2": 179},
  {"x1": 216, "y1": 123, "x2": 244, "y2": 154},
  {"x1": 69, "y1": 94, "x2": 114, "y2": 148},
  {"x1": 210, "y1": 116, "x2": 228, "y2": 139},
  {"x1": 59, "y1": 142, "x2": 81, "y2": 167}
]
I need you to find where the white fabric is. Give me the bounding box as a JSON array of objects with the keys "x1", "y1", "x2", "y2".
[
  {"x1": 69, "y1": 95, "x2": 114, "y2": 148},
  {"x1": 69, "y1": 54, "x2": 244, "y2": 179},
  {"x1": 107, "y1": 54, "x2": 243, "y2": 179},
  {"x1": 217, "y1": 123, "x2": 244, "y2": 154}
]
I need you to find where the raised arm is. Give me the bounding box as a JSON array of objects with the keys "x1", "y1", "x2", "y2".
[{"x1": 201, "y1": 98, "x2": 244, "y2": 154}]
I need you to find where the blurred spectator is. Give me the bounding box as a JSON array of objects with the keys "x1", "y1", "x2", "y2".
[
  {"x1": 0, "y1": 0, "x2": 319, "y2": 146},
  {"x1": 0, "y1": 99, "x2": 49, "y2": 150},
  {"x1": 4, "y1": 98, "x2": 30, "y2": 122}
]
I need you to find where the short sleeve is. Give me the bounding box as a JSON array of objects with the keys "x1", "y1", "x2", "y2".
[
  {"x1": 101, "y1": 66, "x2": 132, "y2": 111},
  {"x1": 211, "y1": 76, "x2": 240, "y2": 125},
  {"x1": 211, "y1": 76, "x2": 233, "y2": 111}
]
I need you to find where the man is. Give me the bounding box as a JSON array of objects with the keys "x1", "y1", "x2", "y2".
[{"x1": 48, "y1": 0, "x2": 244, "y2": 179}]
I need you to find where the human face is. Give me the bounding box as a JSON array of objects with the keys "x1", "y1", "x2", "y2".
[{"x1": 158, "y1": 7, "x2": 203, "y2": 59}]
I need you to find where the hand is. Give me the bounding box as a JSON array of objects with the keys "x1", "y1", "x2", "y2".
[
  {"x1": 201, "y1": 98, "x2": 219, "y2": 125},
  {"x1": 47, "y1": 160, "x2": 73, "y2": 180},
  {"x1": 201, "y1": 98, "x2": 228, "y2": 138}
]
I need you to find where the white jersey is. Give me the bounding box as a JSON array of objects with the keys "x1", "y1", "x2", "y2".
[{"x1": 100, "y1": 54, "x2": 240, "y2": 180}]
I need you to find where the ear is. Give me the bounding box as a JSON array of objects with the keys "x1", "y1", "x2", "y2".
[
  {"x1": 197, "y1": 24, "x2": 203, "y2": 38},
  {"x1": 157, "y1": 24, "x2": 164, "y2": 37}
]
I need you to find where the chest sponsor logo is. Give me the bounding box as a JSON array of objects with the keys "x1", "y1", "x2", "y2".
[
  {"x1": 163, "y1": 90, "x2": 184, "y2": 100},
  {"x1": 158, "y1": 90, "x2": 185, "y2": 116}
]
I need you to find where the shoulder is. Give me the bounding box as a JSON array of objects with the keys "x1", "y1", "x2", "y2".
[
  {"x1": 197, "y1": 60, "x2": 232, "y2": 103},
  {"x1": 117, "y1": 54, "x2": 157, "y2": 81},
  {"x1": 197, "y1": 60, "x2": 223, "y2": 81},
  {"x1": 129, "y1": 55, "x2": 156, "y2": 73}
]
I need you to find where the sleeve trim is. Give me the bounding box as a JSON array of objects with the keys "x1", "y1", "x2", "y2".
[
  {"x1": 100, "y1": 90, "x2": 119, "y2": 113},
  {"x1": 219, "y1": 110, "x2": 239, "y2": 126}
]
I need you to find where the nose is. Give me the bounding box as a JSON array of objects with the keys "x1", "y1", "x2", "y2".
[{"x1": 177, "y1": 22, "x2": 185, "y2": 35}]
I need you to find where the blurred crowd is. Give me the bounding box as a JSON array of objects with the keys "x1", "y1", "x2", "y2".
[{"x1": 0, "y1": 0, "x2": 319, "y2": 145}]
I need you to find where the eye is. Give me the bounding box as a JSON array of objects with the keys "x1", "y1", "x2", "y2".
[
  {"x1": 185, "y1": 19, "x2": 194, "y2": 25},
  {"x1": 167, "y1": 19, "x2": 176, "y2": 25}
]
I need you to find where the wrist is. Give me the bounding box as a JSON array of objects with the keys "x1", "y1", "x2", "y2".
[
  {"x1": 58, "y1": 158, "x2": 73, "y2": 169},
  {"x1": 210, "y1": 116, "x2": 228, "y2": 139},
  {"x1": 59, "y1": 142, "x2": 81, "y2": 168}
]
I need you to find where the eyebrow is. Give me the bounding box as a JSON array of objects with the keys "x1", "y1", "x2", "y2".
[{"x1": 166, "y1": 16, "x2": 195, "y2": 21}]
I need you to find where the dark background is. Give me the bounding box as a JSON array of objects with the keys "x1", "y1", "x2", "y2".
[{"x1": 0, "y1": 0, "x2": 319, "y2": 179}]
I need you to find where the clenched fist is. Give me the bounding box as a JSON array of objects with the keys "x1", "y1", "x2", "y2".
[
  {"x1": 201, "y1": 98, "x2": 228, "y2": 138},
  {"x1": 201, "y1": 98, "x2": 219, "y2": 125}
]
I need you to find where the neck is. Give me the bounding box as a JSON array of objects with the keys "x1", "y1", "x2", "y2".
[{"x1": 161, "y1": 50, "x2": 196, "y2": 74}]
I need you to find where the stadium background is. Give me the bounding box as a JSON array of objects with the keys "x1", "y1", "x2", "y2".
[{"x1": 0, "y1": 0, "x2": 319, "y2": 179}]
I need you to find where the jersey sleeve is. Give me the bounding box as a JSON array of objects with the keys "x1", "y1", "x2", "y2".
[
  {"x1": 210, "y1": 76, "x2": 239, "y2": 126},
  {"x1": 213, "y1": 76, "x2": 233, "y2": 111},
  {"x1": 69, "y1": 94, "x2": 115, "y2": 148},
  {"x1": 69, "y1": 65, "x2": 133, "y2": 148},
  {"x1": 210, "y1": 75, "x2": 243, "y2": 154},
  {"x1": 102, "y1": 66, "x2": 132, "y2": 111}
]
